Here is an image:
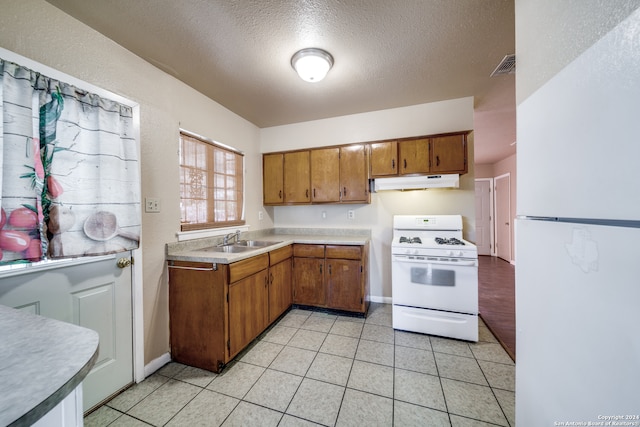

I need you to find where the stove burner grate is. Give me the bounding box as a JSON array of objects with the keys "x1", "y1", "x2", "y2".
[
  {"x1": 399, "y1": 236, "x2": 422, "y2": 244},
  {"x1": 435, "y1": 237, "x2": 465, "y2": 246}
]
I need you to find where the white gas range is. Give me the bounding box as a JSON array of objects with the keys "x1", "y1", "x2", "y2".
[{"x1": 391, "y1": 215, "x2": 479, "y2": 341}]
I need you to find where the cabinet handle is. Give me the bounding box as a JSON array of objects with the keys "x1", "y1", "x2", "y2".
[
  {"x1": 319, "y1": 263, "x2": 322, "y2": 274},
  {"x1": 392, "y1": 158, "x2": 395, "y2": 169},
  {"x1": 436, "y1": 155, "x2": 440, "y2": 166},
  {"x1": 328, "y1": 264, "x2": 332, "y2": 275},
  {"x1": 343, "y1": 187, "x2": 346, "y2": 197},
  {"x1": 404, "y1": 159, "x2": 407, "y2": 169},
  {"x1": 313, "y1": 188, "x2": 316, "y2": 198},
  {"x1": 279, "y1": 190, "x2": 282, "y2": 199},
  {"x1": 270, "y1": 273, "x2": 274, "y2": 284},
  {"x1": 168, "y1": 264, "x2": 217, "y2": 271},
  {"x1": 306, "y1": 189, "x2": 309, "y2": 198}
]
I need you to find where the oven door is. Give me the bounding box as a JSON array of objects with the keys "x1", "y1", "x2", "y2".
[{"x1": 392, "y1": 255, "x2": 478, "y2": 314}]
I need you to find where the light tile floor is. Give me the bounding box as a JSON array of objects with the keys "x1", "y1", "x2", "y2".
[{"x1": 85, "y1": 303, "x2": 515, "y2": 427}]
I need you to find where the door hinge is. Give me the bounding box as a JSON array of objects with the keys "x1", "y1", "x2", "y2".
[{"x1": 131, "y1": 256, "x2": 135, "y2": 265}]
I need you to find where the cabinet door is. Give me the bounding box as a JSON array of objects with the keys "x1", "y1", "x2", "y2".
[
  {"x1": 284, "y1": 151, "x2": 311, "y2": 203},
  {"x1": 269, "y1": 258, "x2": 292, "y2": 323},
  {"x1": 310, "y1": 147, "x2": 340, "y2": 202},
  {"x1": 370, "y1": 141, "x2": 397, "y2": 177},
  {"x1": 293, "y1": 257, "x2": 325, "y2": 306},
  {"x1": 399, "y1": 138, "x2": 430, "y2": 175},
  {"x1": 228, "y1": 270, "x2": 269, "y2": 358},
  {"x1": 431, "y1": 134, "x2": 467, "y2": 173},
  {"x1": 263, "y1": 153, "x2": 284, "y2": 204},
  {"x1": 169, "y1": 262, "x2": 227, "y2": 372},
  {"x1": 340, "y1": 145, "x2": 369, "y2": 202},
  {"x1": 326, "y1": 259, "x2": 362, "y2": 312}
]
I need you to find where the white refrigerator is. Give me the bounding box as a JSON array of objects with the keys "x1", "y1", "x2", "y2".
[{"x1": 516, "y1": 8, "x2": 640, "y2": 425}]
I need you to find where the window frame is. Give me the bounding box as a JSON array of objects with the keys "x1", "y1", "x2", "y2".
[{"x1": 179, "y1": 129, "x2": 245, "y2": 232}]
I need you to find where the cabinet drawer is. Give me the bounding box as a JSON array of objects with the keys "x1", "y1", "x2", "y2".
[
  {"x1": 270, "y1": 245, "x2": 293, "y2": 265},
  {"x1": 326, "y1": 245, "x2": 362, "y2": 260},
  {"x1": 229, "y1": 253, "x2": 269, "y2": 283},
  {"x1": 293, "y1": 244, "x2": 325, "y2": 258},
  {"x1": 169, "y1": 260, "x2": 218, "y2": 270}
]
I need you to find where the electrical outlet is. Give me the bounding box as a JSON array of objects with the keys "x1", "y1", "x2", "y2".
[
  {"x1": 322, "y1": 211, "x2": 327, "y2": 219},
  {"x1": 145, "y1": 197, "x2": 160, "y2": 213},
  {"x1": 347, "y1": 209, "x2": 355, "y2": 220},
  {"x1": 258, "y1": 210, "x2": 264, "y2": 220}
]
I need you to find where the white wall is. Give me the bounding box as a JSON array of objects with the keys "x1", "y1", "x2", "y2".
[{"x1": 261, "y1": 98, "x2": 475, "y2": 300}]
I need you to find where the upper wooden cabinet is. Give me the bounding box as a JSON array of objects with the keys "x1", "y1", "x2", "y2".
[
  {"x1": 310, "y1": 147, "x2": 340, "y2": 203},
  {"x1": 284, "y1": 151, "x2": 311, "y2": 203},
  {"x1": 369, "y1": 132, "x2": 468, "y2": 178},
  {"x1": 399, "y1": 138, "x2": 430, "y2": 175},
  {"x1": 369, "y1": 140, "x2": 397, "y2": 177},
  {"x1": 431, "y1": 134, "x2": 467, "y2": 173},
  {"x1": 263, "y1": 153, "x2": 284, "y2": 204},
  {"x1": 265, "y1": 143, "x2": 369, "y2": 206},
  {"x1": 263, "y1": 131, "x2": 467, "y2": 205},
  {"x1": 264, "y1": 151, "x2": 311, "y2": 205},
  {"x1": 339, "y1": 144, "x2": 369, "y2": 203}
]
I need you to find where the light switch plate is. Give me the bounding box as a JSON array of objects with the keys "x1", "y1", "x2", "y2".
[{"x1": 145, "y1": 197, "x2": 160, "y2": 213}]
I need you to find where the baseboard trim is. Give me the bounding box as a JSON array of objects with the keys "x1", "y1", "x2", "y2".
[
  {"x1": 143, "y1": 352, "x2": 171, "y2": 379},
  {"x1": 370, "y1": 295, "x2": 392, "y2": 304}
]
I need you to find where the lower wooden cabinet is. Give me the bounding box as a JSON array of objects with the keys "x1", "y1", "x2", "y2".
[
  {"x1": 168, "y1": 242, "x2": 367, "y2": 373},
  {"x1": 228, "y1": 260, "x2": 269, "y2": 358},
  {"x1": 168, "y1": 260, "x2": 227, "y2": 373},
  {"x1": 327, "y1": 258, "x2": 362, "y2": 311},
  {"x1": 168, "y1": 246, "x2": 293, "y2": 373},
  {"x1": 268, "y1": 245, "x2": 293, "y2": 323},
  {"x1": 293, "y1": 243, "x2": 369, "y2": 314}
]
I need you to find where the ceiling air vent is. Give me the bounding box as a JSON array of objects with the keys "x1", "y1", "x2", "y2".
[{"x1": 490, "y1": 54, "x2": 516, "y2": 77}]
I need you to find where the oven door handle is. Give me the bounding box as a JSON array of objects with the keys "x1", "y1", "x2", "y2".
[{"x1": 393, "y1": 256, "x2": 478, "y2": 267}]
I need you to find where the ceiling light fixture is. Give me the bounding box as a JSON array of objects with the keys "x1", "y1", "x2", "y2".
[{"x1": 291, "y1": 48, "x2": 333, "y2": 83}]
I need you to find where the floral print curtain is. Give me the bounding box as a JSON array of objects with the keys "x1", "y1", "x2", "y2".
[{"x1": 0, "y1": 58, "x2": 140, "y2": 264}]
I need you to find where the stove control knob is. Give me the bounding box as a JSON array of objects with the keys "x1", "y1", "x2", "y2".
[
  {"x1": 448, "y1": 250, "x2": 455, "y2": 257},
  {"x1": 457, "y1": 251, "x2": 464, "y2": 257}
]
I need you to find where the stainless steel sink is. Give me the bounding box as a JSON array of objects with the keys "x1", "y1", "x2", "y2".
[
  {"x1": 234, "y1": 240, "x2": 281, "y2": 248},
  {"x1": 199, "y1": 245, "x2": 253, "y2": 253}
]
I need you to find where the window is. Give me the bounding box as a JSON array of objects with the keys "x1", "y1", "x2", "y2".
[{"x1": 179, "y1": 131, "x2": 244, "y2": 231}]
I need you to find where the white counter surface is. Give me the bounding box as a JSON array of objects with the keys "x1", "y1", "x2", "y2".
[
  {"x1": 166, "y1": 228, "x2": 371, "y2": 264},
  {"x1": 0, "y1": 304, "x2": 99, "y2": 426}
]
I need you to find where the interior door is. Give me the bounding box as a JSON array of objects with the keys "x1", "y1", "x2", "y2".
[
  {"x1": 495, "y1": 174, "x2": 512, "y2": 262},
  {"x1": 0, "y1": 254, "x2": 134, "y2": 411},
  {"x1": 474, "y1": 179, "x2": 493, "y2": 256}
]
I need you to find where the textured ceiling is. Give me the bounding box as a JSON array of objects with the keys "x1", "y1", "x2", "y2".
[{"x1": 45, "y1": 0, "x2": 516, "y2": 164}]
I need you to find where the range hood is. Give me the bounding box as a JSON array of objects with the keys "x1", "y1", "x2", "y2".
[{"x1": 372, "y1": 174, "x2": 460, "y2": 191}]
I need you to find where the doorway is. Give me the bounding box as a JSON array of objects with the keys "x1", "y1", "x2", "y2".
[
  {"x1": 495, "y1": 173, "x2": 511, "y2": 262},
  {"x1": 474, "y1": 179, "x2": 493, "y2": 256}
]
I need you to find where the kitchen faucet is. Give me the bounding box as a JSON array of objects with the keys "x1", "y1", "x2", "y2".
[{"x1": 223, "y1": 230, "x2": 241, "y2": 245}]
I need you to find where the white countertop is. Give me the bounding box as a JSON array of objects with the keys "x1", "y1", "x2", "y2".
[
  {"x1": 0, "y1": 305, "x2": 99, "y2": 426},
  {"x1": 166, "y1": 228, "x2": 370, "y2": 264}
]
